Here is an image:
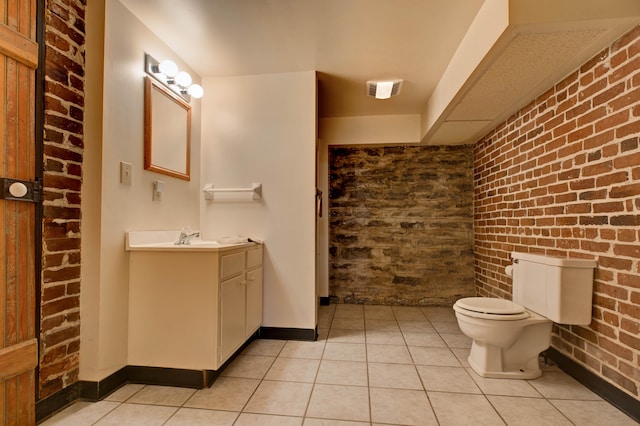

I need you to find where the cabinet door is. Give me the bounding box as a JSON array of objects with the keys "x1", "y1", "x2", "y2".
[
  {"x1": 246, "y1": 267, "x2": 263, "y2": 336},
  {"x1": 220, "y1": 275, "x2": 246, "y2": 363}
]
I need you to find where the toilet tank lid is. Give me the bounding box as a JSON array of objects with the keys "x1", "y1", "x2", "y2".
[
  {"x1": 455, "y1": 297, "x2": 525, "y2": 315},
  {"x1": 511, "y1": 252, "x2": 597, "y2": 268}
]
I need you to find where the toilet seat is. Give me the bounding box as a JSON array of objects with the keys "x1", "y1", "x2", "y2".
[{"x1": 454, "y1": 297, "x2": 530, "y2": 321}]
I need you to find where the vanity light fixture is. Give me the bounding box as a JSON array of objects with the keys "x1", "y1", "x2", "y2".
[
  {"x1": 145, "y1": 53, "x2": 204, "y2": 102},
  {"x1": 366, "y1": 79, "x2": 403, "y2": 99}
]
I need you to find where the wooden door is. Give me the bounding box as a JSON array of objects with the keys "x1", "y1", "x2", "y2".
[{"x1": 0, "y1": 0, "x2": 39, "y2": 424}]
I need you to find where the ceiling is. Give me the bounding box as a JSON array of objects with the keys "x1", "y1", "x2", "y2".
[{"x1": 119, "y1": 0, "x2": 640, "y2": 144}]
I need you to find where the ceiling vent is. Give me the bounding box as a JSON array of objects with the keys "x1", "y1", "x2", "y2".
[{"x1": 366, "y1": 80, "x2": 403, "y2": 99}]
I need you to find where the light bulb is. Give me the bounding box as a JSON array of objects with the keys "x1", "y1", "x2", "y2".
[
  {"x1": 175, "y1": 71, "x2": 192, "y2": 87},
  {"x1": 375, "y1": 81, "x2": 394, "y2": 99},
  {"x1": 188, "y1": 84, "x2": 204, "y2": 99},
  {"x1": 158, "y1": 60, "x2": 178, "y2": 78}
]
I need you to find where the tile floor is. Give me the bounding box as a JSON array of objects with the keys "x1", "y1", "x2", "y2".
[{"x1": 41, "y1": 304, "x2": 637, "y2": 425}]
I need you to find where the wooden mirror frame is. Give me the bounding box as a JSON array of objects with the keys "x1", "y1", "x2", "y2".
[{"x1": 144, "y1": 75, "x2": 191, "y2": 181}]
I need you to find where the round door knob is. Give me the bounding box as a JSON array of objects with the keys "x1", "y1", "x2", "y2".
[{"x1": 8, "y1": 182, "x2": 28, "y2": 198}]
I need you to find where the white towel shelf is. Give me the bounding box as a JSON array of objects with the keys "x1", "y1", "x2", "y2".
[{"x1": 203, "y1": 182, "x2": 262, "y2": 200}]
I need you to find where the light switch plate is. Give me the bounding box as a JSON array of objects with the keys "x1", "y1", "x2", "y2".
[{"x1": 120, "y1": 161, "x2": 132, "y2": 185}]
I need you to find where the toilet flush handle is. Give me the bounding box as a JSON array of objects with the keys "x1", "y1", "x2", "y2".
[{"x1": 505, "y1": 265, "x2": 514, "y2": 277}]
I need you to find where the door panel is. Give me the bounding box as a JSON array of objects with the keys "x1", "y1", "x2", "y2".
[{"x1": 0, "y1": 0, "x2": 39, "y2": 424}]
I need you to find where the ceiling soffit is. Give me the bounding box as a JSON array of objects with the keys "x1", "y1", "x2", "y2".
[{"x1": 422, "y1": 0, "x2": 640, "y2": 145}]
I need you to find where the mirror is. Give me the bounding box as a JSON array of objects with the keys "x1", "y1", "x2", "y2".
[{"x1": 144, "y1": 75, "x2": 191, "y2": 180}]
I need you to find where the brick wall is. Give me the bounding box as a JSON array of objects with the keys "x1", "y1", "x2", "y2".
[
  {"x1": 39, "y1": 0, "x2": 86, "y2": 399},
  {"x1": 474, "y1": 25, "x2": 640, "y2": 399},
  {"x1": 329, "y1": 145, "x2": 475, "y2": 305}
]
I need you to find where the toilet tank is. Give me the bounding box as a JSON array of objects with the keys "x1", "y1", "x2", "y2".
[{"x1": 511, "y1": 252, "x2": 597, "y2": 325}]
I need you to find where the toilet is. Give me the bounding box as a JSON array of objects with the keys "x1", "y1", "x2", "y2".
[{"x1": 453, "y1": 252, "x2": 596, "y2": 379}]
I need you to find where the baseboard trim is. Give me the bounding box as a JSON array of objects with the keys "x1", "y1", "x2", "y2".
[
  {"x1": 546, "y1": 348, "x2": 639, "y2": 422},
  {"x1": 319, "y1": 297, "x2": 330, "y2": 306},
  {"x1": 259, "y1": 326, "x2": 317, "y2": 341},
  {"x1": 36, "y1": 382, "x2": 82, "y2": 423},
  {"x1": 127, "y1": 366, "x2": 217, "y2": 389},
  {"x1": 36, "y1": 334, "x2": 258, "y2": 421},
  {"x1": 80, "y1": 366, "x2": 128, "y2": 401}
]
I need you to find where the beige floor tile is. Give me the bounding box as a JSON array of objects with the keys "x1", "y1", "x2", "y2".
[
  {"x1": 184, "y1": 377, "x2": 260, "y2": 411},
  {"x1": 94, "y1": 403, "x2": 177, "y2": 425},
  {"x1": 242, "y1": 339, "x2": 286, "y2": 356},
  {"x1": 402, "y1": 331, "x2": 446, "y2": 347},
  {"x1": 331, "y1": 317, "x2": 365, "y2": 330},
  {"x1": 366, "y1": 343, "x2": 412, "y2": 364},
  {"x1": 440, "y1": 332, "x2": 472, "y2": 348},
  {"x1": 550, "y1": 399, "x2": 639, "y2": 426},
  {"x1": 43, "y1": 303, "x2": 636, "y2": 426},
  {"x1": 365, "y1": 330, "x2": 404, "y2": 345},
  {"x1": 528, "y1": 372, "x2": 601, "y2": 400},
  {"x1": 318, "y1": 315, "x2": 333, "y2": 328},
  {"x1": 417, "y1": 365, "x2": 481, "y2": 393},
  {"x1": 234, "y1": 412, "x2": 303, "y2": 425},
  {"x1": 468, "y1": 368, "x2": 541, "y2": 397},
  {"x1": 365, "y1": 319, "x2": 400, "y2": 332},
  {"x1": 398, "y1": 320, "x2": 435, "y2": 333},
  {"x1": 392, "y1": 306, "x2": 427, "y2": 320},
  {"x1": 369, "y1": 388, "x2": 437, "y2": 425},
  {"x1": 164, "y1": 408, "x2": 238, "y2": 426},
  {"x1": 420, "y1": 306, "x2": 457, "y2": 322},
  {"x1": 363, "y1": 305, "x2": 395, "y2": 320},
  {"x1": 103, "y1": 383, "x2": 144, "y2": 402},
  {"x1": 265, "y1": 357, "x2": 320, "y2": 383},
  {"x1": 334, "y1": 305, "x2": 364, "y2": 319},
  {"x1": 450, "y1": 347, "x2": 470, "y2": 367},
  {"x1": 431, "y1": 321, "x2": 462, "y2": 333},
  {"x1": 317, "y1": 328, "x2": 329, "y2": 341},
  {"x1": 280, "y1": 340, "x2": 326, "y2": 359},
  {"x1": 316, "y1": 360, "x2": 368, "y2": 386},
  {"x1": 428, "y1": 392, "x2": 504, "y2": 425},
  {"x1": 323, "y1": 342, "x2": 367, "y2": 361},
  {"x1": 221, "y1": 354, "x2": 275, "y2": 379},
  {"x1": 126, "y1": 385, "x2": 196, "y2": 406},
  {"x1": 409, "y1": 346, "x2": 461, "y2": 366},
  {"x1": 244, "y1": 380, "x2": 313, "y2": 416},
  {"x1": 488, "y1": 396, "x2": 572, "y2": 425},
  {"x1": 306, "y1": 384, "x2": 370, "y2": 422},
  {"x1": 318, "y1": 305, "x2": 336, "y2": 315},
  {"x1": 328, "y1": 328, "x2": 366, "y2": 343},
  {"x1": 368, "y1": 362, "x2": 422, "y2": 390},
  {"x1": 40, "y1": 401, "x2": 120, "y2": 426},
  {"x1": 304, "y1": 419, "x2": 369, "y2": 425}
]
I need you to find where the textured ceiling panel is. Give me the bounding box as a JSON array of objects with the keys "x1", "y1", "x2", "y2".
[{"x1": 448, "y1": 29, "x2": 606, "y2": 121}]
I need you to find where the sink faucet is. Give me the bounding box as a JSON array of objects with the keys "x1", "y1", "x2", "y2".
[{"x1": 175, "y1": 231, "x2": 200, "y2": 245}]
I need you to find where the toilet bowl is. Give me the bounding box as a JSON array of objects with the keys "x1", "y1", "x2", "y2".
[
  {"x1": 453, "y1": 252, "x2": 597, "y2": 380},
  {"x1": 453, "y1": 297, "x2": 552, "y2": 379}
]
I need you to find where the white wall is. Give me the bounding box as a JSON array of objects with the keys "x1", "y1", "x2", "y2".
[
  {"x1": 200, "y1": 72, "x2": 317, "y2": 330},
  {"x1": 81, "y1": 0, "x2": 202, "y2": 381},
  {"x1": 320, "y1": 114, "x2": 421, "y2": 145}
]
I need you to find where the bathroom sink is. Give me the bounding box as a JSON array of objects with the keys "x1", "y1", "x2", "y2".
[{"x1": 125, "y1": 231, "x2": 253, "y2": 252}]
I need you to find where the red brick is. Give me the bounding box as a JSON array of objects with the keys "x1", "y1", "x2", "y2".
[
  {"x1": 613, "y1": 244, "x2": 640, "y2": 258},
  {"x1": 619, "y1": 302, "x2": 640, "y2": 320},
  {"x1": 609, "y1": 183, "x2": 640, "y2": 198},
  {"x1": 619, "y1": 273, "x2": 640, "y2": 289},
  {"x1": 602, "y1": 365, "x2": 638, "y2": 394},
  {"x1": 616, "y1": 119, "x2": 640, "y2": 139}
]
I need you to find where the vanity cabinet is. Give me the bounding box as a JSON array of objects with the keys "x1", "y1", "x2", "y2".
[
  {"x1": 128, "y1": 243, "x2": 263, "y2": 371},
  {"x1": 219, "y1": 246, "x2": 263, "y2": 363}
]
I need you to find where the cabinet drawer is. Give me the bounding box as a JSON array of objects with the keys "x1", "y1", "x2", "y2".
[
  {"x1": 221, "y1": 252, "x2": 245, "y2": 280},
  {"x1": 247, "y1": 246, "x2": 263, "y2": 269}
]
